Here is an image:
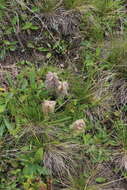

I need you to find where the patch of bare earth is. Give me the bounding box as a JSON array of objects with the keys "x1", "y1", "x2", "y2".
[{"x1": 0, "y1": 8, "x2": 82, "y2": 70}]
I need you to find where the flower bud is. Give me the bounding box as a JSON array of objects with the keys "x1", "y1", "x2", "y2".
[
  {"x1": 56, "y1": 81, "x2": 69, "y2": 97},
  {"x1": 42, "y1": 100, "x2": 56, "y2": 116},
  {"x1": 71, "y1": 119, "x2": 86, "y2": 132},
  {"x1": 45, "y1": 72, "x2": 59, "y2": 91}
]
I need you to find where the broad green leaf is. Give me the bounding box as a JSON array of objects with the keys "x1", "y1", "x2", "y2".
[
  {"x1": 95, "y1": 177, "x2": 106, "y2": 183},
  {"x1": 23, "y1": 165, "x2": 34, "y2": 176},
  {"x1": 37, "y1": 47, "x2": 49, "y2": 52},
  {"x1": 11, "y1": 41, "x2": 18, "y2": 45},
  {"x1": 23, "y1": 163, "x2": 38, "y2": 176},
  {"x1": 9, "y1": 46, "x2": 16, "y2": 51},
  {"x1": 34, "y1": 147, "x2": 43, "y2": 162},
  {"x1": 3, "y1": 40, "x2": 11, "y2": 45},
  {"x1": 4, "y1": 118, "x2": 13, "y2": 132},
  {"x1": 22, "y1": 22, "x2": 32, "y2": 30},
  {"x1": 0, "y1": 105, "x2": 5, "y2": 113},
  {"x1": 31, "y1": 6, "x2": 39, "y2": 12},
  {"x1": 0, "y1": 0, "x2": 6, "y2": 9},
  {"x1": 30, "y1": 25, "x2": 39, "y2": 30},
  {"x1": 0, "y1": 5, "x2": 6, "y2": 9}
]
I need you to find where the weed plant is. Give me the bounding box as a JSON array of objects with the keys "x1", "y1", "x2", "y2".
[{"x1": 0, "y1": 0, "x2": 127, "y2": 190}]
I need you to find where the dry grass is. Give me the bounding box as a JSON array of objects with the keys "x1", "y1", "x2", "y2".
[{"x1": 43, "y1": 143, "x2": 80, "y2": 181}]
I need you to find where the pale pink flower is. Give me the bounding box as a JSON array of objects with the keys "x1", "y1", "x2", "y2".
[
  {"x1": 42, "y1": 100, "x2": 56, "y2": 116},
  {"x1": 71, "y1": 119, "x2": 86, "y2": 132},
  {"x1": 45, "y1": 72, "x2": 59, "y2": 91},
  {"x1": 56, "y1": 81, "x2": 69, "y2": 97}
]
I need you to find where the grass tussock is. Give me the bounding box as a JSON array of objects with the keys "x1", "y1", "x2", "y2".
[{"x1": 0, "y1": 0, "x2": 127, "y2": 190}]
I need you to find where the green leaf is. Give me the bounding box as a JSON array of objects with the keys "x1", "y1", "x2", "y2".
[
  {"x1": 40, "y1": 167, "x2": 49, "y2": 175},
  {"x1": 36, "y1": 165, "x2": 49, "y2": 175},
  {"x1": 11, "y1": 16, "x2": 18, "y2": 25},
  {"x1": 34, "y1": 147, "x2": 43, "y2": 162},
  {"x1": 0, "y1": 1, "x2": 6, "y2": 9},
  {"x1": 37, "y1": 47, "x2": 49, "y2": 52},
  {"x1": 0, "y1": 123, "x2": 5, "y2": 137},
  {"x1": 11, "y1": 41, "x2": 18, "y2": 45},
  {"x1": 23, "y1": 163, "x2": 39, "y2": 177},
  {"x1": 21, "y1": 146, "x2": 30, "y2": 151},
  {"x1": 95, "y1": 177, "x2": 106, "y2": 183},
  {"x1": 0, "y1": 48, "x2": 6, "y2": 59},
  {"x1": 27, "y1": 42, "x2": 34, "y2": 48},
  {"x1": 21, "y1": 79, "x2": 28, "y2": 90},
  {"x1": 22, "y1": 22, "x2": 32, "y2": 30},
  {"x1": 5, "y1": 27, "x2": 13, "y2": 35},
  {"x1": 83, "y1": 134, "x2": 92, "y2": 145},
  {"x1": 46, "y1": 52, "x2": 52, "y2": 59},
  {"x1": 23, "y1": 165, "x2": 34, "y2": 176},
  {"x1": 21, "y1": 14, "x2": 28, "y2": 21},
  {"x1": 0, "y1": 5, "x2": 5, "y2": 9},
  {"x1": 0, "y1": 105, "x2": 5, "y2": 113},
  {"x1": 30, "y1": 25, "x2": 39, "y2": 30},
  {"x1": 4, "y1": 118, "x2": 13, "y2": 132},
  {"x1": 29, "y1": 71, "x2": 36, "y2": 89},
  {"x1": 3, "y1": 40, "x2": 11, "y2": 45},
  {"x1": 9, "y1": 46, "x2": 16, "y2": 51},
  {"x1": 31, "y1": 6, "x2": 39, "y2": 12}
]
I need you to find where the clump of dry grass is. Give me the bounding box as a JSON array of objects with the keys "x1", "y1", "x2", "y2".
[
  {"x1": 43, "y1": 143, "x2": 81, "y2": 182},
  {"x1": 43, "y1": 8, "x2": 80, "y2": 36},
  {"x1": 84, "y1": 70, "x2": 115, "y2": 123},
  {"x1": 122, "y1": 154, "x2": 127, "y2": 171},
  {"x1": 112, "y1": 78, "x2": 127, "y2": 108},
  {"x1": 84, "y1": 67, "x2": 127, "y2": 124}
]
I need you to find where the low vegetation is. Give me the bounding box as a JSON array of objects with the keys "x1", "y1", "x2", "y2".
[{"x1": 0, "y1": 0, "x2": 127, "y2": 189}]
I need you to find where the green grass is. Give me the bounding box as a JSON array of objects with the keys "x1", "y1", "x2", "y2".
[{"x1": 0, "y1": 0, "x2": 127, "y2": 189}]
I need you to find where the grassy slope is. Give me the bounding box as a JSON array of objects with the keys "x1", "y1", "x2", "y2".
[{"x1": 0, "y1": 0, "x2": 127, "y2": 189}]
